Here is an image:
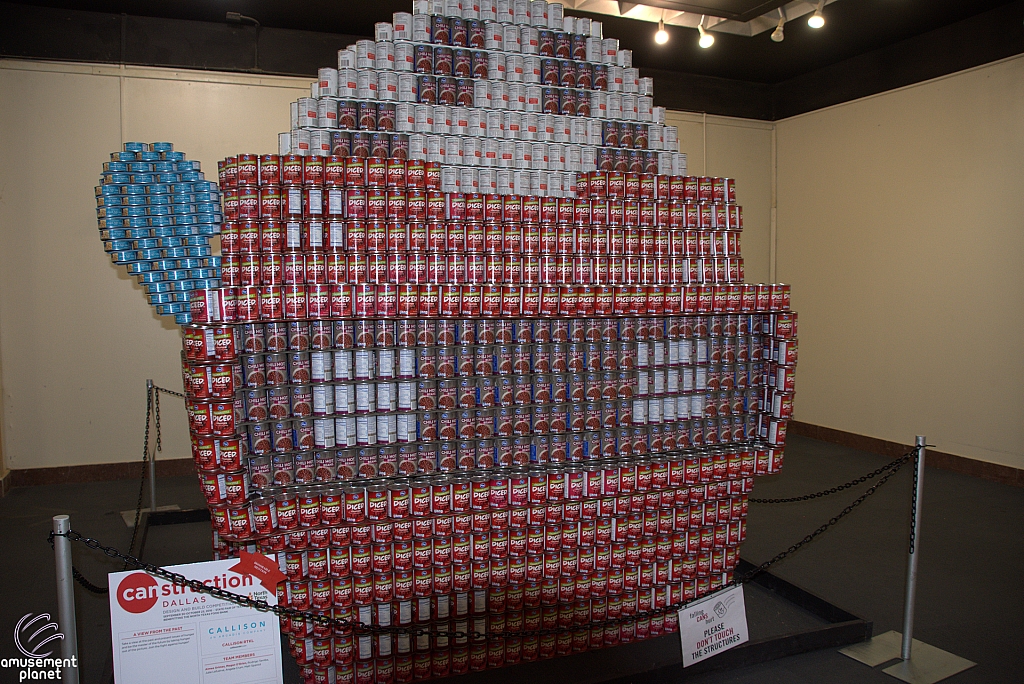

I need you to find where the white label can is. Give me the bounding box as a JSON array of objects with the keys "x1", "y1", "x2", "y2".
[
  {"x1": 356, "y1": 40, "x2": 376, "y2": 69},
  {"x1": 395, "y1": 43, "x2": 414, "y2": 72},
  {"x1": 503, "y1": 24, "x2": 521, "y2": 52},
  {"x1": 462, "y1": 137, "x2": 481, "y2": 165},
  {"x1": 379, "y1": 71, "x2": 399, "y2": 101},
  {"x1": 507, "y1": 54, "x2": 524, "y2": 83},
  {"x1": 375, "y1": 22, "x2": 394, "y2": 42},
  {"x1": 479, "y1": 168, "x2": 495, "y2": 192},
  {"x1": 375, "y1": 41, "x2": 396, "y2": 71},
  {"x1": 484, "y1": 21, "x2": 503, "y2": 50},
  {"x1": 337, "y1": 48, "x2": 356, "y2": 70},
  {"x1": 317, "y1": 99, "x2": 338, "y2": 128},
  {"x1": 479, "y1": 0, "x2": 497, "y2": 22},
  {"x1": 520, "y1": 26, "x2": 539, "y2": 54},
  {"x1": 468, "y1": 108, "x2": 485, "y2": 136},
  {"x1": 398, "y1": 73, "x2": 419, "y2": 102},
  {"x1": 530, "y1": 0, "x2": 547, "y2": 26},
  {"x1": 393, "y1": 12, "x2": 413, "y2": 41},
  {"x1": 459, "y1": 167, "x2": 478, "y2": 192},
  {"x1": 548, "y1": 2, "x2": 563, "y2": 29},
  {"x1": 525, "y1": 85, "x2": 542, "y2": 112},
  {"x1": 488, "y1": 52, "x2": 507, "y2": 80},
  {"x1": 338, "y1": 69, "x2": 358, "y2": 98},
  {"x1": 412, "y1": 14, "x2": 431, "y2": 42},
  {"x1": 318, "y1": 68, "x2": 338, "y2": 97},
  {"x1": 482, "y1": 138, "x2": 499, "y2": 166},
  {"x1": 522, "y1": 112, "x2": 538, "y2": 140}
]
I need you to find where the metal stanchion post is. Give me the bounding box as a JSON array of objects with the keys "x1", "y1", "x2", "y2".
[
  {"x1": 841, "y1": 435, "x2": 975, "y2": 683},
  {"x1": 147, "y1": 378, "x2": 157, "y2": 512},
  {"x1": 900, "y1": 436, "x2": 926, "y2": 661},
  {"x1": 52, "y1": 515, "x2": 80, "y2": 684}
]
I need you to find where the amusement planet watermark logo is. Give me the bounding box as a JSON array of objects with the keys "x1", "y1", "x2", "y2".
[{"x1": 2, "y1": 612, "x2": 78, "y2": 681}]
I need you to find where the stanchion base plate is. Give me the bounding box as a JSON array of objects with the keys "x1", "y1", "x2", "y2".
[
  {"x1": 840, "y1": 630, "x2": 975, "y2": 684},
  {"x1": 120, "y1": 505, "x2": 180, "y2": 527}
]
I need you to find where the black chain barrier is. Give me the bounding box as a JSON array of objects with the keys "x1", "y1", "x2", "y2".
[
  {"x1": 748, "y1": 449, "x2": 917, "y2": 504},
  {"x1": 49, "y1": 445, "x2": 921, "y2": 638}
]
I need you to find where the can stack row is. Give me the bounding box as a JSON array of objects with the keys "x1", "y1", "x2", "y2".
[
  {"x1": 201, "y1": 162, "x2": 750, "y2": 325},
  {"x1": 182, "y1": 313, "x2": 796, "y2": 501},
  {"x1": 95, "y1": 142, "x2": 222, "y2": 323}
]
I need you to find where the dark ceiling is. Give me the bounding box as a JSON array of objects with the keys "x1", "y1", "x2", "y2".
[
  {"x1": 604, "y1": 0, "x2": 792, "y2": 23},
  {"x1": 4, "y1": 0, "x2": 1016, "y2": 83},
  {"x1": 2, "y1": 0, "x2": 1023, "y2": 119},
  {"x1": 593, "y1": 0, "x2": 1017, "y2": 83}
]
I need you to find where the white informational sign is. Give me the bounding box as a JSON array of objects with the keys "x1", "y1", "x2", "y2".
[
  {"x1": 108, "y1": 557, "x2": 283, "y2": 684},
  {"x1": 679, "y1": 584, "x2": 749, "y2": 667}
]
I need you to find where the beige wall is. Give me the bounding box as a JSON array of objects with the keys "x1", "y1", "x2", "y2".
[
  {"x1": 0, "y1": 60, "x2": 774, "y2": 471},
  {"x1": 0, "y1": 61, "x2": 308, "y2": 470},
  {"x1": 776, "y1": 55, "x2": 1024, "y2": 468},
  {"x1": 664, "y1": 111, "x2": 774, "y2": 285}
]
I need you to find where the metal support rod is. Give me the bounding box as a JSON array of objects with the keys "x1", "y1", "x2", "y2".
[
  {"x1": 900, "y1": 436, "x2": 926, "y2": 661},
  {"x1": 147, "y1": 378, "x2": 157, "y2": 512},
  {"x1": 52, "y1": 515, "x2": 80, "y2": 684}
]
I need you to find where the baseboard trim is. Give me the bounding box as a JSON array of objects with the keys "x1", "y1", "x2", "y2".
[
  {"x1": 0, "y1": 470, "x2": 11, "y2": 497},
  {"x1": 7, "y1": 458, "x2": 196, "y2": 488},
  {"x1": 789, "y1": 421, "x2": 1024, "y2": 488}
]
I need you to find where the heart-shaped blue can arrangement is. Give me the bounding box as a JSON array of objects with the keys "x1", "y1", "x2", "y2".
[{"x1": 96, "y1": 142, "x2": 223, "y2": 324}]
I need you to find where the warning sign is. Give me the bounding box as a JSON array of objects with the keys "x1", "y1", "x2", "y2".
[{"x1": 679, "y1": 584, "x2": 749, "y2": 667}]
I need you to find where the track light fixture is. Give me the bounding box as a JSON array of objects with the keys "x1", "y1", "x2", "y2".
[
  {"x1": 697, "y1": 16, "x2": 714, "y2": 49},
  {"x1": 807, "y1": 1, "x2": 825, "y2": 29},
  {"x1": 771, "y1": 9, "x2": 785, "y2": 42},
  {"x1": 654, "y1": 18, "x2": 668, "y2": 45}
]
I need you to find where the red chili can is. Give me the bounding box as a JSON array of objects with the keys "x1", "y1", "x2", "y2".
[
  {"x1": 376, "y1": 284, "x2": 398, "y2": 317},
  {"x1": 418, "y1": 284, "x2": 440, "y2": 316},
  {"x1": 480, "y1": 285, "x2": 502, "y2": 316},
  {"x1": 330, "y1": 284, "x2": 353, "y2": 317}
]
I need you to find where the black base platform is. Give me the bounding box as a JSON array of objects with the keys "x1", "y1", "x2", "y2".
[{"x1": 291, "y1": 558, "x2": 872, "y2": 684}]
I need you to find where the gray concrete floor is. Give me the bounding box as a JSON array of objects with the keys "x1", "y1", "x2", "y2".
[{"x1": 1, "y1": 434, "x2": 1020, "y2": 683}]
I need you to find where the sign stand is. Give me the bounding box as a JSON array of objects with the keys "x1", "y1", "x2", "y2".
[{"x1": 840, "y1": 436, "x2": 975, "y2": 683}]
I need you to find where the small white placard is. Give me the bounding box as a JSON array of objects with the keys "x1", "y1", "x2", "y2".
[
  {"x1": 679, "y1": 584, "x2": 749, "y2": 667},
  {"x1": 109, "y1": 559, "x2": 283, "y2": 684}
]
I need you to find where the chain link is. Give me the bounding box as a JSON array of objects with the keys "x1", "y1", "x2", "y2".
[
  {"x1": 125, "y1": 386, "x2": 153, "y2": 562},
  {"x1": 153, "y1": 385, "x2": 186, "y2": 399},
  {"x1": 154, "y1": 388, "x2": 163, "y2": 455},
  {"x1": 749, "y1": 451, "x2": 914, "y2": 504},
  {"x1": 48, "y1": 449, "x2": 914, "y2": 641},
  {"x1": 71, "y1": 566, "x2": 110, "y2": 594}
]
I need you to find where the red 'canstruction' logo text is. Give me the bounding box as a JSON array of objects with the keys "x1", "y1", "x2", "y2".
[{"x1": 116, "y1": 573, "x2": 159, "y2": 613}]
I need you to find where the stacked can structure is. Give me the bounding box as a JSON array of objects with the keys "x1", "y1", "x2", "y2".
[
  {"x1": 96, "y1": 142, "x2": 222, "y2": 324},
  {"x1": 173, "y1": 3, "x2": 797, "y2": 682},
  {"x1": 282, "y1": 1, "x2": 685, "y2": 198},
  {"x1": 182, "y1": 166, "x2": 797, "y2": 683}
]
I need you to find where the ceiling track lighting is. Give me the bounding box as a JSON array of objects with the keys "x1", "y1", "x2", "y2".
[
  {"x1": 771, "y1": 8, "x2": 785, "y2": 42},
  {"x1": 654, "y1": 17, "x2": 668, "y2": 45},
  {"x1": 697, "y1": 16, "x2": 714, "y2": 49},
  {"x1": 808, "y1": 1, "x2": 825, "y2": 29}
]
